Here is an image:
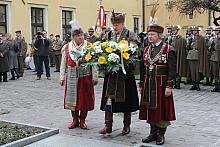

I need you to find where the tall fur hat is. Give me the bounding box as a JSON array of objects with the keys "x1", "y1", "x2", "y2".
[
  {"x1": 110, "y1": 9, "x2": 125, "y2": 24},
  {"x1": 69, "y1": 20, "x2": 84, "y2": 36}
]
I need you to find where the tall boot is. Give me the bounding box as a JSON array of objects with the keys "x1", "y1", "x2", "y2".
[
  {"x1": 9, "y1": 69, "x2": 15, "y2": 80},
  {"x1": 211, "y1": 80, "x2": 219, "y2": 92},
  {"x1": 80, "y1": 111, "x2": 88, "y2": 129},
  {"x1": 0, "y1": 72, "x2": 2, "y2": 82},
  {"x1": 176, "y1": 78, "x2": 181, "y2": 89},
  {"x1": 14, "y1": 68, "x2": 20, "y2": 79},
  {"x1": 68, "y1": 111, "x2": 79, "y2": 129},
  {"x1": 156, "y1": 127, "x2": 166, "y2": 145},
  {"x1": 2, "y1": 72, "x2": 7, "y2": 82},
  {"x1": 142, "y1": 125, "x2": 158, "y2": 143},
  {"x1": 190, "y1": 81, "x2": 197, "y2": 90},
  {"x1": 196, "y1": 82, "x2": 200, "y2": 91},
  {"x1": 99, "y1": 112, "x2": 113, "y2": 134},
  {"x1": 122, "y1": 112, "x2": 131, "y2": 135}
]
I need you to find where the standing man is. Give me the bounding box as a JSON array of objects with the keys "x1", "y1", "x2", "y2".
[
  {"x1": 171, "y1": 25, "x2": 187, "y2": 89},
  {"x1": 209, "y1": 27, "x2": 220, "y2": 92},
  {"x1": 34, "y1": 31, "x2": 51, "y2": 80},
  {"x1": 49, "y1": 34, "x2": 55, "y2": 67},
  {"x1": 53, "y1": 35, "x2": 63, "y2": 72},
  {"x1": 99, "y1": 11, "x2": 140, "y2": 135},
  {"x1": 139, "y1": 24, "x2": 176, "y2": 145},
  {"x1": 0, "y1": 33, "x2": 10, "y2": 82},
  {"x1": 205, "y1": 26, "x2": 215, "y2": 86},
  {"x1": 187, "y1": 26, "x2": 208, "y2": 91},
  {"x1": 60, "y1": 20, "x2": 96, "y2": 129},
  {"x1": 85, "y1": 27, "x2": 98, "y2": 44},
  {"x1": 15, "y1": 30, "x2": 26, "y2": 77}
]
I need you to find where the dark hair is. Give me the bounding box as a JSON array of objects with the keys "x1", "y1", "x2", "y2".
[{"x1": 72, "y1": 28, "x2": 83, "y2": 36}]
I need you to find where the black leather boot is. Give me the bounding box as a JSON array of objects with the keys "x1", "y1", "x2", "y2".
[
  {"x1": 211, "y1": 80, "x2": 219, "y2": 92},
  {"x1": 122, "y1": 112, "x2": 131, "y2": 135},
  {"x1": 99, "y1": 112, "x2": 113, "y2": 134},
  {"x1": 142, "y1": 125, "x2": 158, "y2": 143},
  {"x1": 9, "y1": 69, "x2": 15, "y2": 80},
  {"x1": 190, "y1": 82, "x2": 197, "y2": 90},
  {"x1": 196, "y1": 82, "x2": 200, "y2": 91},
  {"x1": 156, "y1": 127, "x2": 166, "y2": 145}
]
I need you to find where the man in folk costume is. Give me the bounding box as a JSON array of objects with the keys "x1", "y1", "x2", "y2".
[
  {"x1": 139, "y1": 5, "x2": 176, "y2": 145},
  {"x1": 171, "y1": 25, "x2": 187, "y2": 89},
  {"x1": 209, "y1": 27, "x2": 220, "y2": 92},
  {"x1": 99, "y1": 10, "x2": 140, "y2": 135},
  {"x1": 60, "y1": 20, "x2": 97, "y2": 129},
  {"x1": 187, "y1": 26, "x2": 209, "y2": 91}
]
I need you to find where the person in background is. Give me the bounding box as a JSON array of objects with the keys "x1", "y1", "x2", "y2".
[
  {"x1": 15, "y1": 30, "x2": 26, "y2": 77},
  {"x1": 5, "y1": 33, "x2": 20, "y2": 80},
  {"x1": 34, "y1": 31, "x2": 51, "y2": 80},
  {"x1": 0, "y1": 33, "x2": 10, "y2": 82},
  {"x1": 53, "y1": 35, "x2": 63, "y2": 72}
]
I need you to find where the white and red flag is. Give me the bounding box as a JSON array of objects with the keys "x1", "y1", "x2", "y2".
[{"x1": 95, "y1": 4, "x2": 106, "y2": 34}]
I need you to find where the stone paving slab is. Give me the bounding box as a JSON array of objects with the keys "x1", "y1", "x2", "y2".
[{"x1": 1, "y1": 69, "x2": 220, "y2": 146}]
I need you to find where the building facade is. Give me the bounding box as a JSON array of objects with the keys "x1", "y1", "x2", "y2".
[{"x1": 0, "y1": 0, "x2": 212, "y2": 44}]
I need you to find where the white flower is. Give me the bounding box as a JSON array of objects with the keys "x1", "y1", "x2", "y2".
[
  {"x1": 91, "y1": 52, "x2": 95, "y2": 55},
  {"x1": 108, "y1": 53, "x2": 120, "y2": 62},
  {"x1": 128, "y1": 43, "x2": 138, "y2": 53},
  {"x1": 119, "y1": 43, "x2": 128, "y2": 49},
  {"x1": 109, "y1": 41, "x2": 119, "y2": 49},
  {"x1": 94, "y1": 45, "x2": 103, "y2": 54}
]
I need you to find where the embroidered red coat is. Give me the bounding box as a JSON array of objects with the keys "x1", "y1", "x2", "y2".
[
  {"x1": 139, "y1": 42, "x2": 176, "y2": 122},
  {"x1": 61, "y1": 41, "x2": 95, "y2": 111}
]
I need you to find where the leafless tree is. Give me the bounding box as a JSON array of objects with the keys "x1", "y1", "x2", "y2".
[{"x1": 166, "y1": 0, "x2": 220, "y2": 26}]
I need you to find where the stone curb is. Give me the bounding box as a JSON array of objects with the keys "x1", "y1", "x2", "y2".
[{"x1": 1, "y1": 120, "x2": 59, "y2": 147}]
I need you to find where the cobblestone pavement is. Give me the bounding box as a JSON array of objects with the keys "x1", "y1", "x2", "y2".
[{"x1": 0, "y1": 69, "x2": 220, "y2": 147}]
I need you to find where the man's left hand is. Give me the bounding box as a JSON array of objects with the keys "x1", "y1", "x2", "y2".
[{"x1": 165, "y1": 87, "x2": 172, "y2": 97}]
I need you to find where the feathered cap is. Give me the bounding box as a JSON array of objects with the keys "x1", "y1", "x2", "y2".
[
  {"x1": 206, "y1": 26, "x2": 214, "y2": 31},
  {"x1": 69, "y1": 20, "x2": 84, "y2": 36},
  {"x1": 172, "y1": 25, "x2": 181, "y2": 30},
  {"x1": 147, "y1": 1, "x2": 164, "y2": 34},
  {"x1": 110, "y1": 9, "x2": 125, "y2": 24},
  {"x1": 213, "y1": 26, "x2": 220, "y2": 31},
  {"x1": 190, "y1": 26, "x2": 202, "y2": 31}
]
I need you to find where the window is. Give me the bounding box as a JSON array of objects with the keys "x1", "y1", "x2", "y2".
[
  {"x1": 0, "y1": 5, "x2": 7, "y2": 33},
  {"x1": 31, "y1": 7, "x2": 44, "y2": 38},
  {"x1": 133, "y1": 17, "x2": 139, "y2": 34},
  {"x1": 62, "y1": 10, "x2": 72, "y2": 38}
]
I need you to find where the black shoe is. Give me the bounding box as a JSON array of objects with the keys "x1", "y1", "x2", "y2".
[
  {"x1": 9, "y1": 77, "x2": 15, "y2": 80},
  {"x1": 36, "y1": 77, "x2": 41, "y2": 80},
  {"x1": 47, "y1": 77, "x2": 51, "y2": 80},
  {"x1": 54, "y1": 70, "x2": 60, "y2": 72}
]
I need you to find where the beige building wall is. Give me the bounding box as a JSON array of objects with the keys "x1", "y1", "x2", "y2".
[
  {"x1": 0, "y1": 0, "x2": 142, "y2": 44},
  {"x1": 0, "y1": 0, "x2": 212, "y2": 45}
]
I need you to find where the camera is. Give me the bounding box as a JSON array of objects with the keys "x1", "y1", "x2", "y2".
[{"x1": 36, "y1": 31, "x2": 44, "y2": 39}]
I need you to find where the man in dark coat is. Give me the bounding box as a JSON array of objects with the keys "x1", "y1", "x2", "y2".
[
  {"x1": 171, "y1": 25, "x2": 187, "y2": 89},
  {"x1": 139, "y1": 24, "x2": 176, "y2": 145},
  {"x1": 99, "y1": 11, "x2": 140, "y2": 135},
  {"x1": 34, "y1": 31, "x2": 51, "y2": 80},
  {"x1": 0, "y1": 33, "x2": 10, "y2": 82}
]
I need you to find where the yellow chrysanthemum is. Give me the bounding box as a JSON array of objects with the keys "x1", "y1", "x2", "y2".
[
  {"x1": 101, "y1": 42, "x2": 110, "y2": 48},
  {"x1": 122, "y1": 52, "x2": 130, "y2": 60},
  {"x1": 105, "y1": 47, "x2": 113, "y2": 53},
  {"x1": 121, "y1": 47, "x2": 128, "y2": 52},
  {"x1": 98, "y1": 56, "x2": 106, "y2": 64},
  {"x1": 119, "y1": 40, "x2": 128, "y2": 45},
  {"x1": 85, "y1": 53, "x2": 92, "y2": 61},
  {"x1": 87, "y1": 43, "x2": 95, "y2": 48}
]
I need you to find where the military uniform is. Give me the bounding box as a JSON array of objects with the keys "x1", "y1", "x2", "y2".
[
  {"x1": 209, "y1": 27, "x2": 220, "y2": 92},
  {"x1": 204, "y1": 27, "x2": 215, "y2": 85},
  {"x1": 15, "y1": 35, "x2": 26, "y2": 77},
  {"x1": 186, "y1": 27, "x2": 208, "y2": 91},
  {"x1": 53, "y1": 36, "x2": 63, "y2": 72},
  {"x1": 171, "y1": 26, "x2": 187, "y2": 89}
]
